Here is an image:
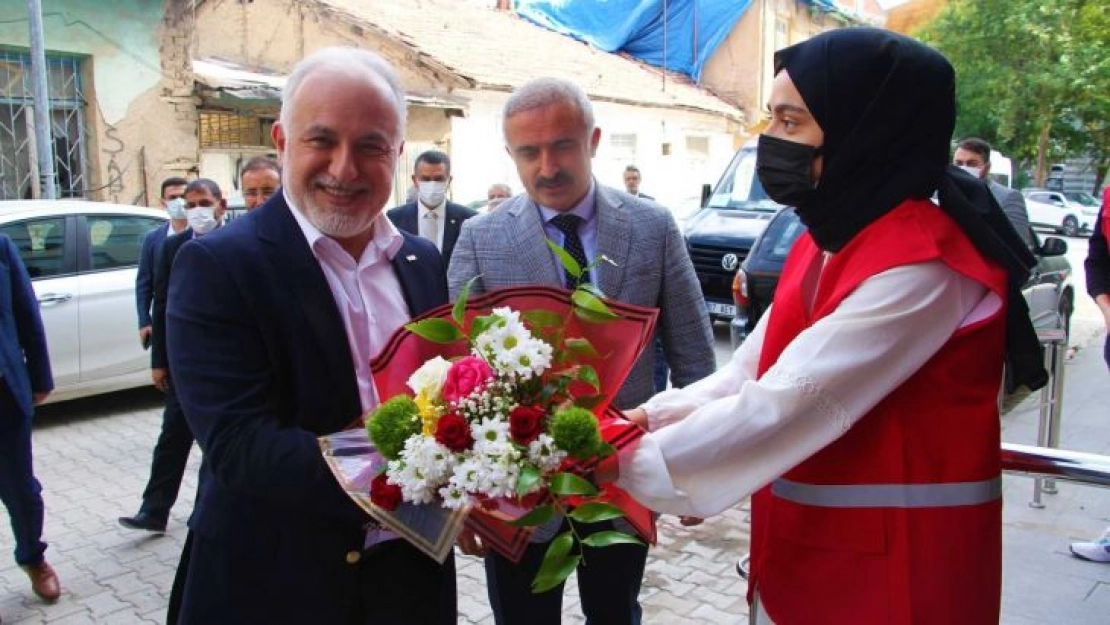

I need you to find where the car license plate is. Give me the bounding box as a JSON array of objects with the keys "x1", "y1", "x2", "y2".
[{"x1": 707, "y1": 302, "x2": 736, "y2": 317}]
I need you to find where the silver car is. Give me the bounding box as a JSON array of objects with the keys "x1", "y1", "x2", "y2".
[{"x1": 0, "y1": 200, "x2": 167, "y2": 403}]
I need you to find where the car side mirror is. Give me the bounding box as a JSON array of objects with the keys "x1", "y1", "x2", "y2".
[
  {"x1": 1039, "y1": 236, "x2": 1068, "y2": 257},
  {"x1": 700, "y1": 183, "x2": 712, "y2": 208}
]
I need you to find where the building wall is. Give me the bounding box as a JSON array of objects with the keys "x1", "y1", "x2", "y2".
[
  {"x1": 194, "y1": 0, "x2": 455, "y2": 206},
  {"x1": 0, "y1": 0, "x2": 196, "y2": 205},
  {"x1": 701, "y1": 0, "x2": 862, "y2": 134}
]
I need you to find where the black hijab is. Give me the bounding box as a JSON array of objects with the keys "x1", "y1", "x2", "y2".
[{"x1": 776, "y1": 28, "x2": 1047, "y2": 391}]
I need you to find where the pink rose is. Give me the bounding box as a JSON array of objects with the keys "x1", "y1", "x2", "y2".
[{"x1": 442, "y1": 356, "x2": 494, "y2": 403}]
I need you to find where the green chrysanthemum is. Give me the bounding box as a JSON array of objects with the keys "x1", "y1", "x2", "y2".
[
  {"x1": 549, "y1": 406, "x2": 602, "y2": 459},
  {"x1": 367, "y1": 395, "x2": 422, "y2": 460}
]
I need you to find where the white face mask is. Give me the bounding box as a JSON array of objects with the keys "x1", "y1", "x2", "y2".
[
  {"x1": 186, "y1": 207, "x2": 219, "y2": 235},
  {"x1": 958, "y1": 165, "x2": 984, "y2": 179},
  {"x1": 417, "y1": 180, "x2": 447, "y2": 207},
  {"x1": 165, "y1": 198, "x2": 187, "y2": 220}
]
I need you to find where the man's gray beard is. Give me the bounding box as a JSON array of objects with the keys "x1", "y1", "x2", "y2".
[{"x1": 305, "y1": 203, "x2": 374, "y2": 240}]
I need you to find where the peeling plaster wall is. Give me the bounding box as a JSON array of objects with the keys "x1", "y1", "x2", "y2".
[
  {"x1": 195, "y1": 0, "x2": 454, "y2": 206},
  {"x1": 0, "y1": 0, "x2": 196, "y2": 205}
]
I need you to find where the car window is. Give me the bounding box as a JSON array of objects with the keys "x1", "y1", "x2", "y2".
[
  {"x1": 1028, "y1": 193, "x2": 1049, "y2": 203},
  {"x1": 0, "y1": 217, "x2": 66, "y2": 279},
  {"x1": 87, "y1": 215, "x2": 164, "y2": 271},
  {"x1": 1064, "y1": 193, "x2": 1097, "y2": 207}
]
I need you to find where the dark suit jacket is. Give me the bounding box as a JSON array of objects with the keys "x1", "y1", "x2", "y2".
[
  {"x1": 0, "y1": 234, "x2": 53, "y2": 422},
  {"x1": 136, "y1": 223, "x2": 171, "y2": 329},
  {"x1": 166, "y1": 194, "x2": 447, "y2": 624},
  {"x1": 151, "y1": 229, "x2": 194, "y2": 371},
  {"x1": 387, "y1": 200, "x2": 477, "y2": 265}
]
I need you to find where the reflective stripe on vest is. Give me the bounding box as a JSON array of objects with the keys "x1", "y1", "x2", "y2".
[{"x1": 772, "y1": 477, "x2": 1002, "y2": 508}]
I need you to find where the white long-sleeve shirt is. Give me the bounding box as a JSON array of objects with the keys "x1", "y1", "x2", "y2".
[{"x1": 615, "y1": 258, "x2": 998, "y2": 518}]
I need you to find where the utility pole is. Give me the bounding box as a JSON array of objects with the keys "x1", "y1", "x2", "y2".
[{"x1": 27, "y1": 0, "x2": 56, "y2": 199}]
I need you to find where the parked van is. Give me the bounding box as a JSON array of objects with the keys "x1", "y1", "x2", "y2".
[{"x1": 684, "y1": 139, "x2": 781, "y2": 320}]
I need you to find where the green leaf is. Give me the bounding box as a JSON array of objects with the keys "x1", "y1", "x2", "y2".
[
  {"x1": 576, "y1": 282, "x2": 608, "y2": 299},
  {"x1": 571, "y1": 290, "x2": 619, "y2": 322},
  {"x1": 516, "y1": 464, "x2": 543, "y2": 497},
  {"x1": 546, "y1": 239, "x2": 583, "y2": 279},
  {"x1": 549, "y1": 472, "x2": 598, "y2": 497},
  {"x1": 405, "y1": 318, "x2": 464, "y2": 343},
  {"x1": 576, "y1": 365, "x2": 600, "y2": 390},
  {"x1": 508, "y1": 503, "x2": 555, "y2": 527},
  {"x1": 580, "y1": 530, "x2": 644, "y2": 548},
  {"x1": 452, "y1": 276, "x2": 479, "y2": 326},
  {"x1": 468, "y1": 314, "x2": 499, "y2": 342},
  {"x1": 564, "y1": 338, "x2": 600, "y2": 359},
  {"x1": 523, "y1": 309, "x2": 565, "y2": 328},
  {"x1": 567, "y1": 502, "x2": 626, "y2": 523},
  {"x1": 532, "y1": 532, "x2": 580, "y2": 593}
]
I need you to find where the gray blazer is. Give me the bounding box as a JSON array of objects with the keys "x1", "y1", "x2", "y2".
[
  {"x1": 448, "y1": 184, "x2": 715, "y2": 409},
  {"x1": 989, "y1": 180, "x2": 1033, "y2": 247}
]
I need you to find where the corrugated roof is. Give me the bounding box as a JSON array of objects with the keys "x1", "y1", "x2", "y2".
[{"x1": 315, "y1": 0, "x2": 743, "y2": 121}]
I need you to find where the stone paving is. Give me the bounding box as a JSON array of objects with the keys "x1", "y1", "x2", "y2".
[{"x1": 1, "y1": 318, "x2": 1108, "y2": 624}]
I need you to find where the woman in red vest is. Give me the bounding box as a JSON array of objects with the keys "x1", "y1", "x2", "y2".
[
  {"x1": 1068, "y1": 189, "x2": 1110, "y2": 562},
  {"x1": 599, "y1": 28, "x2": 1044, "y2": 624}
]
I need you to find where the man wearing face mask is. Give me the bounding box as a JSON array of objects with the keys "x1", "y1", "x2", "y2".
[
  {"x1": 120, "y1": 178, "x2": 226, "y2": 534},
  {"x1": 136, "y1": 177, "x2": 189, "y2": 350},
  {"x1": 387, "y1": 150, "x2": 477, "y2": 265},
  {"x1": 954, "y1": 137, "x2": 1033, "y2": 247}
]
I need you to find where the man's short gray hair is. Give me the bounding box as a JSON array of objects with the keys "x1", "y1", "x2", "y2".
[
  {"x1": 280, "y1": 47, "x2": 407, "y2": 136},
  {"x1": 502, "y1": 78, "x2": 594, "y2": 139}
]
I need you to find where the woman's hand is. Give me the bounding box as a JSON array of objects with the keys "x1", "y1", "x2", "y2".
[{"x1": 623, "y1": 407, "x2": 649, "y2": 430}]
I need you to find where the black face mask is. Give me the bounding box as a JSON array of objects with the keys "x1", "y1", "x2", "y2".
[{"x1": 755, "y1": 134, "x2": 822, "y2": 209}]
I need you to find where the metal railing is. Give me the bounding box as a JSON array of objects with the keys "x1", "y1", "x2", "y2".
[{"x1": 1002, "y1": 443, "x2": 1110, "y2": 488}]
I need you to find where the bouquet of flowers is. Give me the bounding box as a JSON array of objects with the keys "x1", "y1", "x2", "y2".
[{"x1": 362, "y1": 272, "x2": 657, "y2": 591}]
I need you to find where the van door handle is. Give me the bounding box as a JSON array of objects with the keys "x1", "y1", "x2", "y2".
[{"x1": 37, "y1": 292, "x2": 73, "y2": 306}]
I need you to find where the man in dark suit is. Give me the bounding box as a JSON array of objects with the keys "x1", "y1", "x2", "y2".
[
  {"x1": 387, "y1": 150, "x2": 477, "y2": 265},
  {"x1": 165, "y1": 48, "x2": 455, "y2": 624},
  {"x1": 136, "y1": 177, "x2": 188, "y2": 349},
  {"x1": 120, "y1": 178, "x2": 227, "y2": 534},
  {"x1": 0, "y1": 233, "x2": 58, "y2": 602},
  {"x1": 954, "y1": 137, "x2": 1033, "y2": 247},
  {"x1": 448, "y1": 77, "x2": 715, "y2": 625}
]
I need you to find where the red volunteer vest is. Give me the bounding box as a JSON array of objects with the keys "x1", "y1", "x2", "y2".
[{"x1": 749, "y1": 200, "x2": 1008, "y2": 624}]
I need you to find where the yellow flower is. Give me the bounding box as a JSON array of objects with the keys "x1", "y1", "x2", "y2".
[{"x1": 416, "y1": 391, "x2": 441, "y2": 436}]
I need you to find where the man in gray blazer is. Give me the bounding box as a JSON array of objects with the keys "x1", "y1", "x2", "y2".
[
  {"x1": 954, "y1": 137, "x2": 1033, "y2": 247},
  {"x1": 448, "y1": 77, "x2": 715, "y2": 625}
]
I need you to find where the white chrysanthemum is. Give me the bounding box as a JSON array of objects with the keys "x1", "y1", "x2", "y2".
[
  {"x1": 472, "y1": 440, "x2": 522, "y2": 498},
  {"x1": 388, "y1": 458, "x2": 437, "y2": 505},
  {"x1": 498, "y1": 340, "x2": 554, "y2": 379},
  {"x1": 406, "y1": 356, "x2": 453, "y2": 399},
  {"x1": 391, "y1": 436, "x2": 456, "y2": 503},
  {"x1": 439, "y1": 480, "x2": 471, "y2": 510},
  {"x1": 528, "y1": 434, "x2": 568, "y2": 473},
  {"x1": 471, "y1": 416, "x2": 511, "y2": 449},
  {"x1": 451, "y1": 457, "x2": 485, "y2": 493}
]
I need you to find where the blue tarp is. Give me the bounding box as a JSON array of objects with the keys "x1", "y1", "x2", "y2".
[{"x1": 516, "y1": 0, "x2": 753, "y2": 82}]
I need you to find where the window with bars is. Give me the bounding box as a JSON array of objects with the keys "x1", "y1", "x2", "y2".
[
  {"x1": 199, "y1": 110, "x2": 275, "y2": 149},
  {"x1": 0, "y1": 51, "x2": 88, "y2": 200}
]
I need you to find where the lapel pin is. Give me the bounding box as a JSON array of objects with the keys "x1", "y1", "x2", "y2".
[{"x1": 406, "y1": 254, "x2": 417, "y2": 262}]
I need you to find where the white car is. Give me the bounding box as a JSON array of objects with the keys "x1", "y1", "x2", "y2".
[
  {"x1": 0, "y1": 200, "x2": 168, "y2": 403},
  {"x1": 1023, "y1": 189, "x2": 1099, "y2": 238}
]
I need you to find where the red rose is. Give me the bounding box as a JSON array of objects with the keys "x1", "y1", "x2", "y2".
[
  {"x1": 443, "y1": 356, "x2": 494, "y2": 403},
  {"x1": 370, "y1": 473, "x2": 403, "y2": 511},
  {"x1": 435, "y1": 413, "x2": 474, "y2": 452},
  {"x1": 509, "y1": 405, "x2": 546, "y2": 444}
]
